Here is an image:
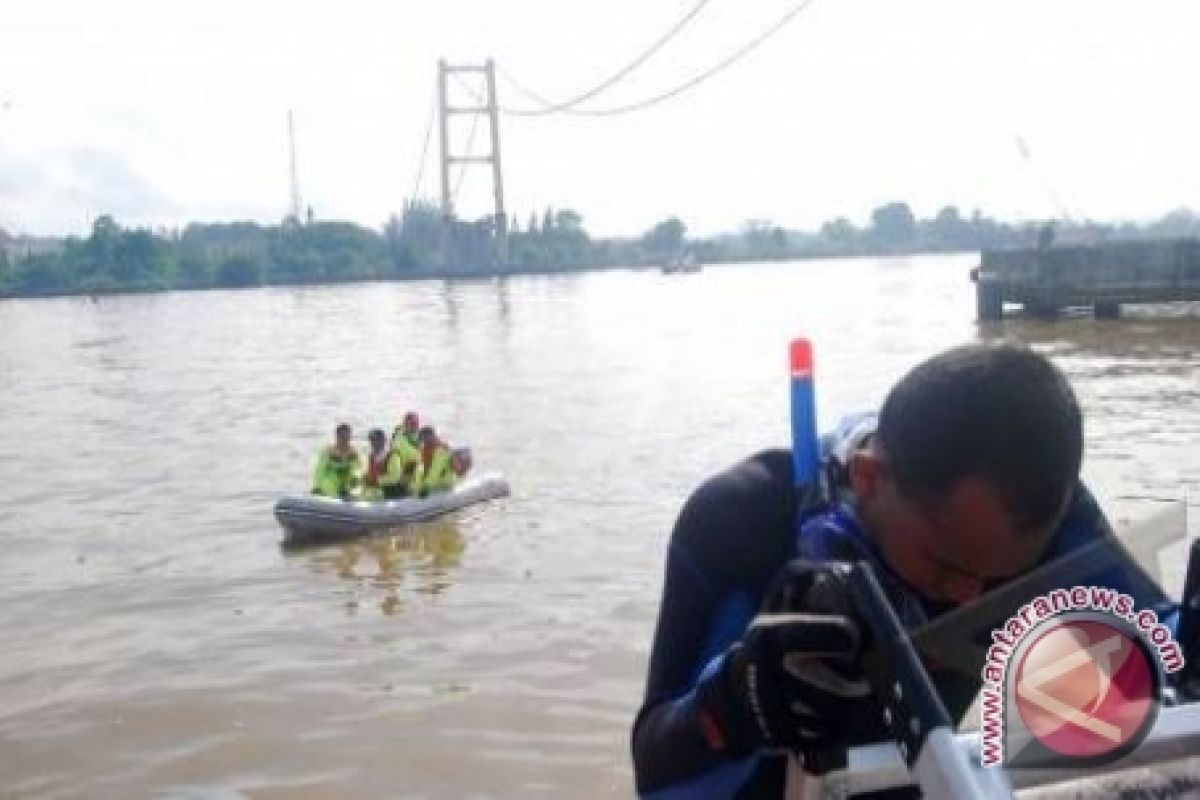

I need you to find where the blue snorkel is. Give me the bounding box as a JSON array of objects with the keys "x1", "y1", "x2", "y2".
[{"x1": 790, "y1": 338, "x2": 821, "y2": 487}]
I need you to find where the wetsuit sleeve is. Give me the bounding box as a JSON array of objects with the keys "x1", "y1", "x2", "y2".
[{"x1": 631, "y1": 451, "x2": 796, "y2": 798}]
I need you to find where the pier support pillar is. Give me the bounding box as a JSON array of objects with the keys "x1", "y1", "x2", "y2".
[{"x1": 976, "y1": 279, "x2": 1003, "y2": 321}]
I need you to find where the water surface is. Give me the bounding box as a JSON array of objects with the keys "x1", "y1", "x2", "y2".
[{"x1": 0, "y1": 255, "x2": 1196, "y2": 798}]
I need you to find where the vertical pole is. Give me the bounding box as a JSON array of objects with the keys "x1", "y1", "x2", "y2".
[
  {"x1": 484, "y1": 60, "x2": 508, "y2": 266},
  {"x1": 437, "y1": 60, "x2": 453, "y2": 269},
  {"x1": 485, "y1": 59, "x2": 508, "y2": 265},
  {"x1": 287, "y1": 109, "x2": 301, "y2": 221},
  {"x1": 437, "y1": 60, "x2": 452, "y2": 219}
]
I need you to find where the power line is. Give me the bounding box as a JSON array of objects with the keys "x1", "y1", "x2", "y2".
[
  {"x1": 499, "y1": 0, "x2": 715, "y2": 116},
  {"x1": 409, "y1": 80, "x2": 438, "y2": 205},
  {"x1": 497, "y1": 0, "x2": 819, "y2": 117}
]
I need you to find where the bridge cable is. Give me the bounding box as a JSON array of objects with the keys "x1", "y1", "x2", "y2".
[
  {"x1": 498, "y1": 0, "x2": 819, "y2": 117},
  {"x1": 498, "y1": 0, "x2": 715, "y2": 116},
  {"x1": 408, "y1": 79, "x2": 438, "y2": 205}
]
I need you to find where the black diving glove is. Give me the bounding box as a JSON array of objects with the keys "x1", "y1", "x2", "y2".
[{"x1": 697, "y1": 561, "x2": 873, "y2": 756}]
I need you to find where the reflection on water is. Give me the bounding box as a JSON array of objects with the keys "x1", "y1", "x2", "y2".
[{"x1": 298, "y1": 520, "x2": 466, "y2": 616}]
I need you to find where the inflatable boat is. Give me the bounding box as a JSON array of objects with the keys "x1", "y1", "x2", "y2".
[{"x1": 275, "y1": 473, "x2": 509, "y2": 546}]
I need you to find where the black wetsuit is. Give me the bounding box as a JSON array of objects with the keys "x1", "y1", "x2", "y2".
[
  {"x1": 633, "y1": 450, "x2": 799, "y2": 798},
  {"x1": 631, "y1": 449, "x2": 1161, "y2": 799}
]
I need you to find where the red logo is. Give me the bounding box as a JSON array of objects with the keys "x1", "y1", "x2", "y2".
[{"x1": 1013, "y1": 616, "x2": 1157, "y2": 760}]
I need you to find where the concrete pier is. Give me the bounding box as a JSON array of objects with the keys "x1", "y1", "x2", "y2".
[{"x1": 974, "y1": 238, "x2": 1200, "y2": 320}]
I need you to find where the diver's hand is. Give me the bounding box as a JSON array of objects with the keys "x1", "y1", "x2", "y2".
[
  {"x1": 698, "y1": 563, "x2": 871, "y2": 754},
  {"x1": 734, "y1": 612, "x2": 868, "y2": 749},
  {"x1": 761, "y1": 559, "x2": 855, "y2": 616}
]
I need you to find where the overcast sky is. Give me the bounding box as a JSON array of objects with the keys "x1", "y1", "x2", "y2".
[{"x1": 1, "y1": 0, "x2": 1197, "y2": 237}]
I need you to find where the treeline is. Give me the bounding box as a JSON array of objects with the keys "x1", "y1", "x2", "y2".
[
  {"x1": 3, "y1": 202, "x2": 1199, "y2": 298},
  {"x1": 1, "y1": 214, "x2": 395, "y2": 296},
  {"x1": 697, "y1": 204, "x2": 1200, "y2": 263}
]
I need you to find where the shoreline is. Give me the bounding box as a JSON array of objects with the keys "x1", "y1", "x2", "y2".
[{"x1": 0, "y1": 247, "x2": 980, "y2": 302}]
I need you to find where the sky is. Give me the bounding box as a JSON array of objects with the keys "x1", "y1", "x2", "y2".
[{"x1": 1, "y1": 0, "x2": 1198, "y2": 237}]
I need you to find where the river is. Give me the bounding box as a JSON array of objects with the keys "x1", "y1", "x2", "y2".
[{"x1": 0, "y1": 254, "x2": 1196, "y2": 798}]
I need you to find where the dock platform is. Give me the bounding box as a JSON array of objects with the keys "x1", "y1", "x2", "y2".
[{"x1": 974, "y1": 238, "x2": 1200, "y2": 319}]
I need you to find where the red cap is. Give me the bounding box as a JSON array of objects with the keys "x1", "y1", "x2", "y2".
[{"x1": 790, "y1": 338, "x2": 814, "y2": 378}]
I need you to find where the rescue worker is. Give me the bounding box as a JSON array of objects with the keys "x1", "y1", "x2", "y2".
[
  {"x1": 450, "y1": 447, "x2": 473, "y2": 483},
  {"x1": 311, "y1": 423, "x2": 361, "y2": 499},
  {"x1": 415, "y1": 426, "x2": 455, "y2": 497},
  {"x1": 396, "y1": 411, "x2": 421, "y2": 448},
  {"x1": 359, "y1": 428, "x2": 389, "y2": 500},
  {"x1": 380, "y1": 415, "x2": 422, "y2": 499}
]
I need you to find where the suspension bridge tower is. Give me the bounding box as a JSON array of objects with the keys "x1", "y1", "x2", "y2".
[{"x1": 437, "y1": 59, "x2": 508, "y2": 262}]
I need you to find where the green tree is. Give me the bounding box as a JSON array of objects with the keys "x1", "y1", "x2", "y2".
[
  {"x1": 870, "y1": 202, "x2": 917, "y2": 246},
  {"x1": 215, "y1": 255, "x2": 262, "y2": 288},
  {"x1": 925, "y1": 205, "x2": 980, "y2": 250},
  {"x1": 383, "y1": 214, "x2": 414, "y2": 270},
  {"x1": 819, "y1": 217, "x2": 858, "y2": 248},
  {"x1": 12, "y1": 253, "x2": 65, "y2": 294},
  {"x1": 543, "y1": 208, "x2": 590, "y2": 267},
  {"x1": 112, "y1": 229, "x2": 169, "y2": 288},
  {"x1": 176, "y1": 253, "x2": 213, "y2": 288},
  {"x1": 389, "y1": 201, "x2": 443, "y2": 270},
  {"x1": 553, "y1": 209, "x2": 580, "y2": 231},
  {"x1": 1149, "y1": 208, "x2": 1200, "y2": 238},
  {"x1": 740, "y1": 219, "x2": 789, "y2": 256},
  {"x1": 642, "y1": 217, "x2": 686, "y2": 255}
]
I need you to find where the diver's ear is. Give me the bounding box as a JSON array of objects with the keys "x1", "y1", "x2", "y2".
[{"x1": 848, "y1": 449, "x2": 888, "y2": 501}]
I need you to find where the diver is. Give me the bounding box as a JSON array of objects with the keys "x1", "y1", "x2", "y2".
[{"x1": 631, "y1": 344, "x2": 1166, "y2": 798}]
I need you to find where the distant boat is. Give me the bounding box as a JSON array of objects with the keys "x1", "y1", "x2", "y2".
[{"x1": 661, "y1": 252, "x2": 701, "y2": 274}]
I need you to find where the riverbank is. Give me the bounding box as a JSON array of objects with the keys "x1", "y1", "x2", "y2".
[
  {"x1": 0, "y1": 246, "x2": 982, "y2": 302},
  {"x1": 5, "y1": 201, "x2": 1196, "y2": 302}
]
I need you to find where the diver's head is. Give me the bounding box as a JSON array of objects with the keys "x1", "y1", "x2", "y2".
[
  {"x1": 334, "y1": 422, "x2": 353, "y2": 449},
  {"x1": 849, "y1": 344, "x2": 1082, "y2": 604}
]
